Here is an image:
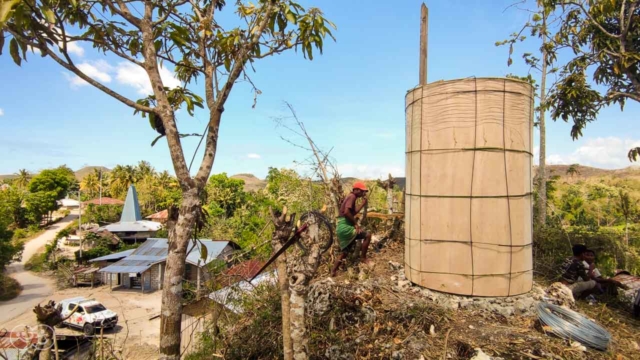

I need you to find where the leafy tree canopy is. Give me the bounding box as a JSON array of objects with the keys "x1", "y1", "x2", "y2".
[
  {"x1": 540, "y1": 0, "x2": 639, "y2": 157},
  {"x1": 28, "y1": 166, "x2": 75, "y2": 199}
]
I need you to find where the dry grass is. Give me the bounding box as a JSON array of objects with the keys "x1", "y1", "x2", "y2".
[{"x1": 306, "y1": 241, "x2": 640, "y2": 359}]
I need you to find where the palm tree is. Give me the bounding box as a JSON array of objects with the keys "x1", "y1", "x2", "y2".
[
  {"x1": 137, "y1": 160, "x2": 155, "y2": 179},
  {"x1": 109, "y1": 165, "x2": 130, "y2": 198},
  {"x1": 566, "y1": 164, "x2": 580, "y2": 178},
  {"x1": 15, "y1": 169, "x2": 31, "y2": 189},
  {"x1": 157, "y1": 170, "x2": 176, "y2": 189},
  {"x1": 81, "y1": 173, "x2": 100, "y2": 198},
  {"x1": 618, "y1": 190, "x2": 636, "y2": 246},
  {"x1": 96, "y1": 169, "x2": 111, "y2": 197}
]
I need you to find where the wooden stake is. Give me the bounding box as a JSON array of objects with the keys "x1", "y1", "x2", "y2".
[{"x1": 419, "y1": 3, "x2": 429, "y2": 85}]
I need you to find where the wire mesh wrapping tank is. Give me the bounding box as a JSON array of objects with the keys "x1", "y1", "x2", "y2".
[{"x1": 404, "y1": 77, "x2": 534, "y2": 297}]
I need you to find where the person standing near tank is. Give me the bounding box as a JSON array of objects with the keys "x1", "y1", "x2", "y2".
[{"x1": 331, "y1": 182, "x2": 372, "y2": 276}]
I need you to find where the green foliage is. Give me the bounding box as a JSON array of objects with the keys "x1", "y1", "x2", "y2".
[
  {"x1": 540, "y1": 0, "x2": 640, "y2": 154},
  {"x1": 84, "y1": 204, "x2": 123, "y2": 224},
  {"x1": 0, "y1": 185, "x2": 27, "y2": 227},
  {"x1": 75, "y1": 247, "x2": 112, "y2": 263},
  {"x1": 24, "y1": 191, "x2": 58, "y2": 224},
  {"x1": 24, "y1": 252, "x2": 47, "y2": 272},
  {"x1": 534, "y1": 225, "x2": 640, "y2": 279},
  {"x1": 28, "y1": 167, "x2": 74, "y2": 200},
  {"x1": 185, "y1": 283, "x2": 283, "y2": 360},
  {"x1": 0, "y1": 0, "x2": 335, "y2": 153},
  {"x1": 205, "y1": 173, "x2": 246, "y2": 218},
  {"x1": 265, "y1": 167, "x2": 324, "y2": 215},
  {"x1": 0, "y1": 193, "x2": 23, "y2": 270}
]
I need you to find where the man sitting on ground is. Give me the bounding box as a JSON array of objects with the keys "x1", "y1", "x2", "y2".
[
  {"x1": 560, "y1": 244, "x2": 597, "y2": 298},
  {"x1": 331, "y1": 181, "x2": 372, "y2": 277}
]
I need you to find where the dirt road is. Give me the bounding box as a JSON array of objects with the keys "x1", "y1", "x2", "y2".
[{"x1": 0, "y1": 214, "x2": 77, "y2": 326}]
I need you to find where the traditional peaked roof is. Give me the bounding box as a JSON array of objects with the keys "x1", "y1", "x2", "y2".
[
  {"x1": 98, "y1": 238, "x2": 239, "y2": 274},
  {"x1": 121, "y1": 185, "x2": 142, "y2": 222},
  {"x1": 146, "y1": 209, "x2": 168, "y2": 221},
  {"x1": 83, "y1": 197, "x2": 124, "y2": 206},
  {"x1": 99, "y1": 185, "x2": 162, "y2": 233}
]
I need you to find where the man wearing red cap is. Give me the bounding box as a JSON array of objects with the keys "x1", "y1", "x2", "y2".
[{"x1": 331, "y1": 181, "x2": 372, "y2": 276}]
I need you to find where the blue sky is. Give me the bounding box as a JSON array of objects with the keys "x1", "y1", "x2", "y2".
[{"x1": 1, "y1": 0, "x2": 638, "y2": 179}]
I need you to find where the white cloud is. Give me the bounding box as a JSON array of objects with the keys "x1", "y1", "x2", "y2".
[
  {"x1": 247, "y1": 153, "x2": 261, "y2": 159},
  {"x1": 338, "y1": 163, "x2": 404, "y2": 179},
  {"x1": 547, "y1": 154, "x2": 566, "y2": 165},
  {"x1": 64, "y1": 42, "x2": 84, "y2": 57},
  {"x1": 0, "y1": 108, "x2": 4, "y2": 116},
  {"x1": 546, "y1": 137, "x2": 640, "y2": 168},
  {"x1": 115, "y1": 62, "x2": 180, "y2": 94},
  {"x1": 66, "y1": 60, "x2": 113, "y2": 87}
]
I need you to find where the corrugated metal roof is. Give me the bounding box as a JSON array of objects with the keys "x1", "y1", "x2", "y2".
[
  {"x1": 0, "y1": 331, "x2": 37, "y2": 349},
  {"x1": 146, "y1": 209, "x2": 168, "y2": 220},
  {"x1": 100, "y1": 220, "x2": 162, "y2": 233},
  {"x1": 98, "y1": 239, "x2": 235, "y2": 274},
  {"x1": 88, "y1": 249, "x2": 135, "y2": 262}
]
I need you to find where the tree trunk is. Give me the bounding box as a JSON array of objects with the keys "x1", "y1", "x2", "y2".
[
  {"x1": 288, "y1": 276, "x2": 308, "y2": 360},
  {"x1": 159, "y1": 191, "x2": 200, "y2": 360},
  {"x1": 276, "y1": 254, "x2": 293, "y2": 360},
  {"x1": 535, "y1": 12, "x2": 548, "y2": 228},
  {"x1": 625, "y1": 220, "x2": 629, "y2": 246},
  {"x1": 270, "y1": 208, "x2": 294, "y2": 360},
  {"x1": 287, "y1": 220, "x2": 323, "y2": 360}
]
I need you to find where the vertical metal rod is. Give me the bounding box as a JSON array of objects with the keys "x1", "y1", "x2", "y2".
[
  {"x1": 419, "y1": 3, "x2": 429, "y2": 85},
  {"x1": 99, "y1": 170, "x2": 102, "y2": 206}
]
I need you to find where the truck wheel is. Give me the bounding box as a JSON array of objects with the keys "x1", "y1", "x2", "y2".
[{"x1": 83, "y1": 323, "x2": 95, "y2": 336}]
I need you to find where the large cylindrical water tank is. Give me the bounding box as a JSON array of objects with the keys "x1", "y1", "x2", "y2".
[{"x1": 404, "y1": 77, "x2": 534, "y2": 297}]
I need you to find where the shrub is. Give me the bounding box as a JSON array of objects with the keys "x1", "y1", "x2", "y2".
[
  {"x1": 24, "y1": 252, "x2": 48, "y2": 272},
  {"x1": 534, "y1": 224, "x2": 640, "y2": 280},
  {"x1": 12, "y1": 228, "x2": 28, "y2": 240},
  {"x1": 75, "y1": 247, "x2": 111, "y2": 263},
  {"x1": 0, "y1": 274, "x2": 22, "y2": 301}
]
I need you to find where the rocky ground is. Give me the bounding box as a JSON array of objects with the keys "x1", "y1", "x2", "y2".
[{"x1": 304, "y1": 241, "x2": 640, "y2": 360}]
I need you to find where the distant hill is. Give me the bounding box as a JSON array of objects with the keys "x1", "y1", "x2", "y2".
[
  {"x1": 0, "y1": 166, "x2": 111, "y2": 183},
  {"x1": 0, "y1": 174, "x2": 17, "y2": 181},
  {"x1": 231, "y1": 173, "x2": 267, "y2": 192},
  {"x1": 538, "y1": 164, "x2": 640, "y2": 179},
  {"x1": 74, "y1": 166, "x2": 111, "y2": 180}
]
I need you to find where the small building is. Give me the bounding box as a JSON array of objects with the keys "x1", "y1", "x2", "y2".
[
  {"x1": 145, "y1": 209, "x2": 168, "y2": 224},
  {"x1": 57, "y1": 198, "x2": 80, "y2": 208},
  {"x1": 91, "y1": 238, "x2": 240, "y2": 293},
  {"x1": 98, "y1": 185, "x2": 162, "y2": 242}
]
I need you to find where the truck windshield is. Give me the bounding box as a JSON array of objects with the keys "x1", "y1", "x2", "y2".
[{"x1": 84, "y1": 304, "x2": 107, "y2": 314}]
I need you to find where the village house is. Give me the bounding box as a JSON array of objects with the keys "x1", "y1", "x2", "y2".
[
  {"x1": 89, "y1": 238, "x2": 240, "y2": 293},
  {"x1": 145, "y1": 209, "x2": 168, "y2": 224},
  {"x1": 98, "y1": 185, "x2": 162, "y2": 242}
]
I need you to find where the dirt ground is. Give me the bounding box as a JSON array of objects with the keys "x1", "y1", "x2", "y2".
[
  {"x1": 322, "y1": 241, "x2": 640, "y2": 360},
  {"x1": 2, "y1": 284, "x2": 162, "y2": 359}
]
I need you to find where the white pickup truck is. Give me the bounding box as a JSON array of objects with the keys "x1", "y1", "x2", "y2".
[{"x1": 56, "y1": 297, "x2": 118, "y2": 335}]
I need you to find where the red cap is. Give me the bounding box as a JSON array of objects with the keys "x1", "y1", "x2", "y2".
[{"x1": 353, "y1": 181, "x2": 368, "y2": 191}]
